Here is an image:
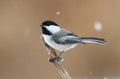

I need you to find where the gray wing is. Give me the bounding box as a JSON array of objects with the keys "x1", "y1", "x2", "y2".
[
  {"x1": 58, "y1": 36, "x2": 82, "y2": 44},
  {"x1": 52, "y1": 28, "x2": 84, "y2": 44}
]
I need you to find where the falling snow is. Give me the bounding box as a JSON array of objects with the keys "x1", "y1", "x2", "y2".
[
  {"x1": 104, "y1": 77, "x2": 107, "y2": 79},
  {"x1": 94, "y1": 21, "x2": 103, "y2": 32},
  {"x1": 56, "y1": 11, "x2": 60, "y2": 15}
]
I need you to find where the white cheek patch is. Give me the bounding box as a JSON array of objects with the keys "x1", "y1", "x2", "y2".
[{"x1": 45, "y1": 25, "x2": 61, "y2": 33}]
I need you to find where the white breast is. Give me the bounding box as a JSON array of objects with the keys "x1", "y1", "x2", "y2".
[{"x1": 42, "y1": 34, "x2": 77, "y2": 52}]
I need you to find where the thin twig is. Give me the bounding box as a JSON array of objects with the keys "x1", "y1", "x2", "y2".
[{"x1": 42, "y1": 38, "x2": 71, "y2": 79}]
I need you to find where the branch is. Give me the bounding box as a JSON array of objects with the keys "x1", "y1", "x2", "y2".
[{"x1": 42, "y1": 38, "x2": 71, "y2": 79}]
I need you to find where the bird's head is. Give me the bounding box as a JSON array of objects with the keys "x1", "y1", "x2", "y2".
[{"x1": 40, "y1": 20, "x2": 61, "y2": 35}]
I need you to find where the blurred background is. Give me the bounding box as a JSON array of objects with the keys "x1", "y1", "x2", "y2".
[{"x1": 0, "y1": 0, "x2": 120, "y2": 79}]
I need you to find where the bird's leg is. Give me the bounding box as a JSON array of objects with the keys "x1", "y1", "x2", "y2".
[
  {"x1": 54, "y1": 51, "x2": 64, "y2": 61},
  {"x1": 49, "y1": 51, "x2": 64, "y2": 62},
  {"x1": 58, "y1": 51, "x2": 64, "y2": 57}
]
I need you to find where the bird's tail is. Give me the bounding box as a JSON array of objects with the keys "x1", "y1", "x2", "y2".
[{"x1": 80, "y1": 37, "x2": 106, "y2": 44}]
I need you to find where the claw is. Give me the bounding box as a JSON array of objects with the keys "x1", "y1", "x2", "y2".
[{"x1": 49, "y1": 56, "x2": 62, "y2": 62}]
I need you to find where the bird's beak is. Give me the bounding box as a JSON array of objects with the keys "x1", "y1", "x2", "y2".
[{"x1": 40, "y1": 25, "x2": 42, "y2": 27}]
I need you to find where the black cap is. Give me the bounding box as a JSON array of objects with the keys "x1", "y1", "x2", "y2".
[{"x1": 41, "y1": 20, "x2": 59, "y2": 26}]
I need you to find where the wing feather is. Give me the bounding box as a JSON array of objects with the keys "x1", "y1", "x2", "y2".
[
  {"x1": 52, "y1": 28, "x2": 85, "y2": 44},
  {"x1": 52, "y1": 33, "x2": 84, "y2": 44}
]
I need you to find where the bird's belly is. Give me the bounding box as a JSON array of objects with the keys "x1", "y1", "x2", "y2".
[{"x1": 43, "y1": 35, "x2": 77, "y2": 51}]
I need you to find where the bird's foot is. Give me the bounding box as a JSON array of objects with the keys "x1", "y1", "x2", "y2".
[{"x1": 49, "y1": 56, "x2": 63, "y2": 62}]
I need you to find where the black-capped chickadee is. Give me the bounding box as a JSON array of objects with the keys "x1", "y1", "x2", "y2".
[{"x1": 40, "y1": 20, "x2": 106, "y2": 61}]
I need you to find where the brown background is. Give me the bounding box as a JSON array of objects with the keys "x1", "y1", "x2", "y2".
[{"x1": 0, "y1": 0, "x2": 120, "y2": 79}]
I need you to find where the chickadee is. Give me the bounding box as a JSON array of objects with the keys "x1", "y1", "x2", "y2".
[{"x1": 40, "y1": 20, "x2": 106, "y2": 61}]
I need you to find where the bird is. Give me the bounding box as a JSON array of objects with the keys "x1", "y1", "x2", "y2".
[{"x1": 40, "y1": 20, "x2": 106, "y2": 62}]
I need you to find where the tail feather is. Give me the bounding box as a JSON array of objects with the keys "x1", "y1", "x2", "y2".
[{"x1": 80, "y1": 37, "x2": 106, "y2": 44}]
